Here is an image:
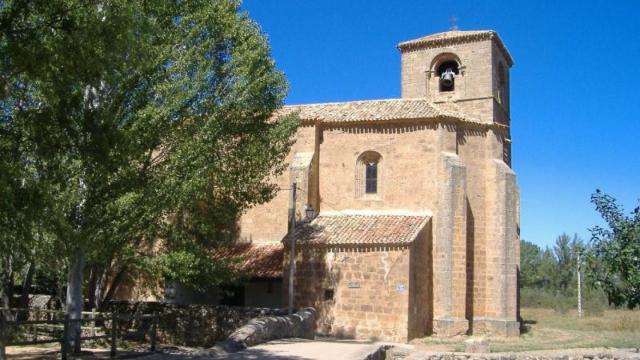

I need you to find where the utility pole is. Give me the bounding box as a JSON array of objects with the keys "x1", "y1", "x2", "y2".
[
  {"x1": 288, "y1": 182, "x2": 297, "y2": 315},
  {"x1": 577, "y1": 251, "x2": 583, "y2": 318}
]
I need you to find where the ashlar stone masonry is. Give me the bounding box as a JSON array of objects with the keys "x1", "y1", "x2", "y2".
[{"x1": 239, "y1": 29, "x2": 520, "y2": 342}]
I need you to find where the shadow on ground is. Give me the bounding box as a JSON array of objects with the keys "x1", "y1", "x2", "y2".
[
  {"x1": 6, "y1": 346, "x2": 151, "y2": 359},
  {"x1": 145, "y1": 349, "x2": 314, "y2": 360}
]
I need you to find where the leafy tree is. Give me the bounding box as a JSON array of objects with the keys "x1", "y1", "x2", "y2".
[
  {"x1": 1, "y1": 0, "x2": 297, "y2": 347},
  {"x1": 0, "y1": 59, "x2": 49, "y2": 330},
  {"x1": 520, "y1": 240, "x2": 545, "y2": 288},
  {"x1": 2, "y1": 1, "x2": 169, "y2": 344},
  {"x1": 520, "y1": 235, "x2": 584, "y2": 291},
  {"x1": 539, "y1": 247, "x2": 558, "y2": 289},
  {"x1": 589, "y1": 190, "x2": 640, "y2": 308},
  {"x1": 552, "y1": 233, "x2": 583, "y2": 291},
  {"x1": 519, "y1": 234, "x2": 600, "y2": 312}
]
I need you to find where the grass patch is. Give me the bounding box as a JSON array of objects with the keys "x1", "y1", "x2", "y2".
[{"x1": 413, "y1": 307, "x2": 640, "y2": 352}]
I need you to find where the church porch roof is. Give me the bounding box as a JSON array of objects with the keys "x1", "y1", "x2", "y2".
[
  {"x1": 287, "y1": 211, "x2": 431, "y2": 247},
  {"x1": 209, "y1": 242, "x2": 283, "y2": 278}
]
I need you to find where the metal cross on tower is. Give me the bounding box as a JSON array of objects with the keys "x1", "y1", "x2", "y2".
[{"x1": 449, "y1": 16, "x2": 459, "y2": 31}]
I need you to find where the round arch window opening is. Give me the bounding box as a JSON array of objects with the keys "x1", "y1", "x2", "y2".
[
  {"x1": 437, "y1": 60, "x2": 459, "y2": 92},
  {"x1": 365, "y1": 161, "x2": 378, "y2": 194}
]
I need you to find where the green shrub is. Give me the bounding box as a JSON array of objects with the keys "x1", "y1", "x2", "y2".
[
  {"x1": 521, "y1": 286, "x2": 610, "y2": 317},
  {"x1": 582, "y1": 288, "x2": 608, "y2": 316}
]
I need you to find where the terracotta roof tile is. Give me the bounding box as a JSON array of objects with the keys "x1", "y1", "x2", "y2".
[
  {"x1": 398, "y1": 30, "x2": 494, "y2": 48},
  {"x1": 397, "y1": 30, "x2": 514, "y2": 66},
  {"x1": 280, "y1": 98, "x2": 468, "y2": 124},
  {"x1": 288, "y1": 213, "x2": 430, "y2": 246},
  {"x1": 210, "y1": 242, "x2": 283, "y2": 278}
]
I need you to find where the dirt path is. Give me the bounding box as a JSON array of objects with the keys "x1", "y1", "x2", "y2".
[
  {"x1": 8, "y1": 341, "x2": 639, "y2": 360},
  {"x1": 6, "y1": 339, "x2": 385, "y2": 360},
  {"x1": 139, "y1": 339, "x2": 385, "y2": 360}
]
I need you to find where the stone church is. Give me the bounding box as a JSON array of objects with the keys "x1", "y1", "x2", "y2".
[
  {"x1": 235, "y1": 30, "x2": 521, "y2": 342},
  {"x1": 118, "y1": 29, "x2": 520, "y2": 343}
]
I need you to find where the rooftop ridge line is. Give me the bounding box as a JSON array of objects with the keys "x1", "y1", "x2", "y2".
[
  {"x1": 284, "y1": 97, "x2": 432, "y2": 108},
  {"x1": 319, "y1": 209, "x2": 433, "y2": 217}
]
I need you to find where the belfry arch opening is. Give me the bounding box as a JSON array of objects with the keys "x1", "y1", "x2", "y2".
[{"x1": 437, "y1": 60, "x2": 459, "y2": 92}]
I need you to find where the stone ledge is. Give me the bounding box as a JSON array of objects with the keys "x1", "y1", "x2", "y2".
[
  {"x1": 433, "y1": 318, "x2": 469, "y2": 336},
  {"x1": 384, "y1": 347, "x2": 640, "y2": 360},
  {"x1": 221, "y1": 307, "x2": 316, "y2": 353},
  {"x1": 472, "y1": 319, "x2": 520, "y2": 337}
]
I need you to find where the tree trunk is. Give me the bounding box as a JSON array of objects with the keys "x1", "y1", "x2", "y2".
[
  {"x1": 100, "y1": 267, "x2": 126, "y2": 310},
  {"x1": 94, "y1": 267, "x2": 108, "y2": 311},
  {"x1": 17, "y1": 261, "x2": 34, "y2": 321},
  {"x1": 87, "y1": 266, "x2": 97, "y2": 311},
  {"x1": 1, "y1": 256, "x2": 13, "y2": 311},
  {"x1": 55, "y1": 273, "x2": 65, "y2": 311},
  {"x1": 1, "y1": 256, "x2": 14, "y2": 359},
  {"x1": 65, "y1": 249, "x2": 85, "y2": 354}
]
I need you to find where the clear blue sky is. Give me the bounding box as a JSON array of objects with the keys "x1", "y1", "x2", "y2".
[{"x1": 242, "y1": 0, "x2": 640, "y2": 249}]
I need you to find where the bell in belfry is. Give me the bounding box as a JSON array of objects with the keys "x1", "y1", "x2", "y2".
[{"x1": 440, "y1": 68, "x2": 455, "y2": 89}]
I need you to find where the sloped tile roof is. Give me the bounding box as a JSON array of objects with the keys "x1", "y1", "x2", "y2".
[
  {"x1": 398, "y1": 30, "x2": 494, "y2": 48},
  {"x1": 398, "y1": 30, "x2": 514, "y2": 66},
  {"x1": 210, "y1": 242, "x2": 283, "y2": 278},
  {"x1": 281, "y1": 98, "x2": 469, "y2": 124},
  {"x1": 288, "y1": 212, "x2": 430, "y2": 246}
]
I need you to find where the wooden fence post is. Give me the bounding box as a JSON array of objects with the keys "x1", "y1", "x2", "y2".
[
  {"x1": 150, "y1": 311, "x2": 158, "y2": 352},
  {"x1": 33, "y1": 308, "x2": 39, "y2": 342},
  {"x1": 0, "y1": 308, "x2": 6, "y2": 360},
  {"x1": 0, "y1": 334, "x2": 5, "y2": 360},
  {"x1": 91, "y1": 308, "x2": 96, "y2": 339},
  {"x1": 110, "y1": 310, "x2": 118, "y2": 358},
  {"x1": 61, "y1": 314, "x2": 69, "y2": 360}
]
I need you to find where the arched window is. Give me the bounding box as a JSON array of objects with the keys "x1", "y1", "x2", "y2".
[
  {"x1": 365, "y1": 162, "x2": 378, "y2": 193},
  {"x1": 356, "y1": 151, "x2": 382, "y2": 198}
]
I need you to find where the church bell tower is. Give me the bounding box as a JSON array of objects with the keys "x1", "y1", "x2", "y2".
[
  {"x1": 398, "y1": 30, "x2": 520, "y2": 337},
  {"x1": 398, "y1": 30, "x2": 513, "y2": 126}
]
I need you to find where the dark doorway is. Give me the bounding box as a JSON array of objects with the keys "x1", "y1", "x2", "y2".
[{"x1": 220, "y1": 285, "x2": 245, "y2": 306}]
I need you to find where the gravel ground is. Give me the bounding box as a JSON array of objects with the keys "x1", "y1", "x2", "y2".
[
  {"x1": 7, "y1": 341, "x2": 640, "y2": 359},
  {"x1": 138, "y1": 338, "x2": 382, "y2": 360}
]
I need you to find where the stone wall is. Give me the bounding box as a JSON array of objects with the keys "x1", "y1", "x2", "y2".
[
  {"x1": 318, "y1": 123, "x2": 440, "y2": 213},
  {"x1": 284, "y1": 245, "x2": 413, "y2": 343},
  {"x1": 409, "y1": 223, "x2": 433, "y2": 339},
  {"x1": 240, "y1": 119, "x2": 519, "y2": 339},
  {"x1": 238, "y1": 124, "x2": 319, "y2": 243},
  {"x1": 106, "y1": 301, "x2": 286, "y2": 347}
]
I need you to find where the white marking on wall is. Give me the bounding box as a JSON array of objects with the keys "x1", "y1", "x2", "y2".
[
  {"x1": 381, "y1": 251, "x2": 390, "y2": 282},
  {"x1": 326, "y1": 251, "x2": 335, "y2": 272}
]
